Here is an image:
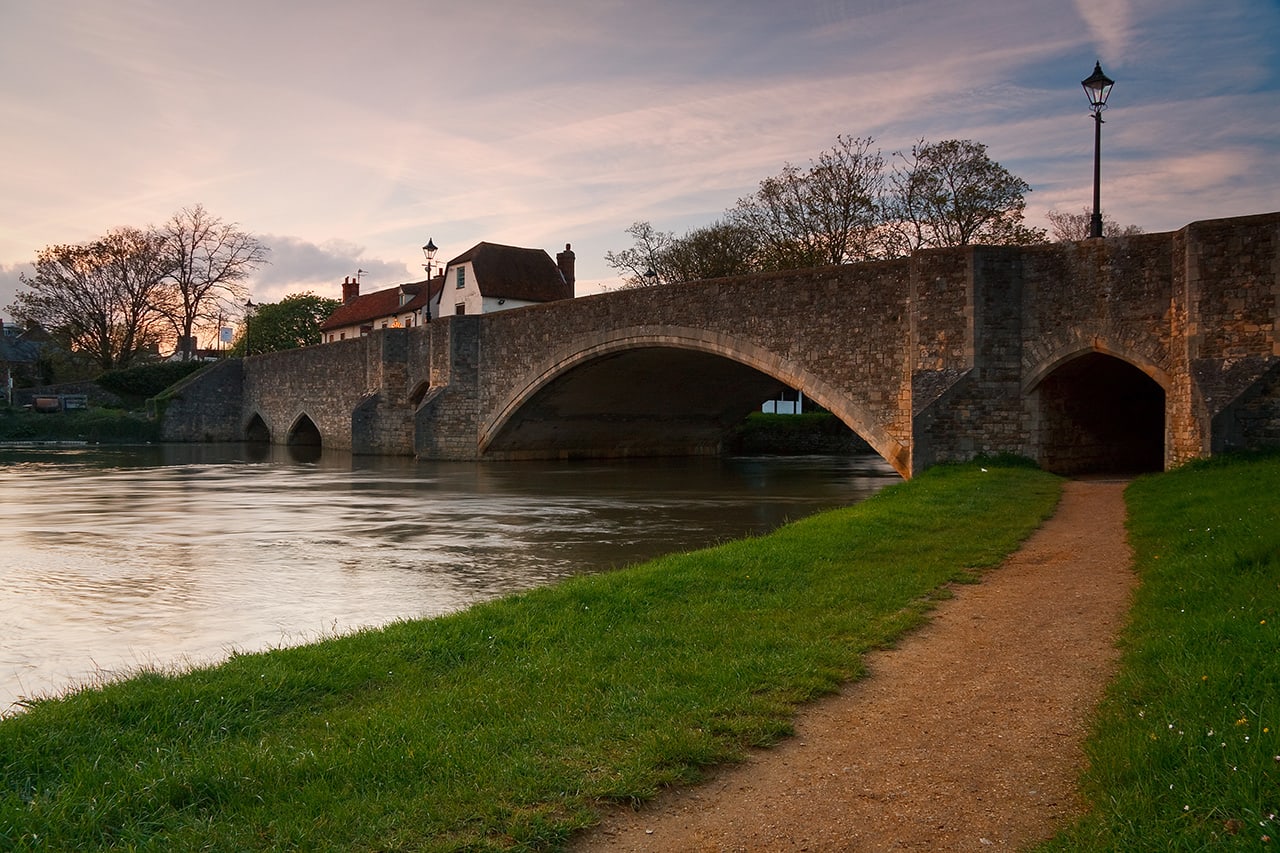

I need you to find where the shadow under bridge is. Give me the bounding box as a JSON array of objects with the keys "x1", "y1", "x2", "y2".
[{"x1": 479, "y1": 345, "x2": 817, "y2": 460}]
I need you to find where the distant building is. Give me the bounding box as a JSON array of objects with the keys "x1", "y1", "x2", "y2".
[
  {"x1": 1, "y1": 319, "x2": 51, "y2": 401},
  {"x1": 319, "y1": 241, "x2": 576, "y2": 343}
]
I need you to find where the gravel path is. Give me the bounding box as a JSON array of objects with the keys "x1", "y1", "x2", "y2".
[{"x1": 573, "y1": 478, "x2": 1136, "y2": 852}]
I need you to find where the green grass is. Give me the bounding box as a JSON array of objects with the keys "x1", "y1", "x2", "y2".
[
  {"x1": 0, "y1": 461, "x2": 1059, "y2": 851},
  {"x1": 1039, "y1": 452, "x2": 1280, "y2": 852}
]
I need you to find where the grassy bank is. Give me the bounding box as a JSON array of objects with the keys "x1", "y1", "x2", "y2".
[
  {"x1": 0, "y1": 461, "x2": 1057, "y2": 851},
  {"x1": 0, "y1": 408, "x2": 159, "y2": 444},
  {"x1": 727, "y1": 412, "x2": 872, "y2": 454},
  {"x1": 1039, "y1": 452, "x2": 1280, "y2": 851}
]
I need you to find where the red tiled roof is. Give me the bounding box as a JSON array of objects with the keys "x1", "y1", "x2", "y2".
[
  {"x1": 445, "y1": 242, "x2": 571, "y2": 302},
  {"x1": 318, "y1": 277, "x2": 444, "y2": 331}
]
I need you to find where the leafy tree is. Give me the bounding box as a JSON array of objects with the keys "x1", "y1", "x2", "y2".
[
  {"x1": 731, "y1": 134, "x2": 887, "y2": 268},
  {"x1": 10, "y1": 228, "x2": 173, "y2": 371},
  {"x1": 1045, "y1": 207, "x2": 1144, "y2": 242},
  {"x1": 889, "y1": 139, "x2": 1045, "y2": 251},
  {"x1": 162, "y1": 204, "x2": 269, "y2": 360},
  {"x1": 663, "y1": 220, "x2": 761, "y2": 281},
  {"x1": 230, "y1": 292, "x2": 340, "y2": 356}
]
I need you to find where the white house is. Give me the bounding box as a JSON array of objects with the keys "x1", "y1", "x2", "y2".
[
  {"x1": 432, "y1": 242, "x2": 575, "y2": 318},
  {"x1": 319, "y1": 241, "x2": 575, "y2": 343}
]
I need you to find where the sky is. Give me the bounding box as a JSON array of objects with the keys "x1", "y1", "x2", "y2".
[{"x1": 2, "y1": 0, "x2": 1278, "y2": 326}]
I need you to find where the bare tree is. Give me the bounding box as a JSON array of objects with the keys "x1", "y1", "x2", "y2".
[
  {"x1": 604, "y1": 221, "x2": 678, "y2": 287},
  {"x1": 1045, "y1": 207, "x2": 1144, "y2": 242},
  {"x1": 731, "y1": 134, "x2": 887, "y2": 268},
  {"x1": 163, "y1": 204, "x2": 269, "y2": 360},
  {"x1": 889, "y1": 139, "x2": 1045, "y2": 251},
  {"x1": 11, "y1": 228, "x2": 173, "y2": 371}
]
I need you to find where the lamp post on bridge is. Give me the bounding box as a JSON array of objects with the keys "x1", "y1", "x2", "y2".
[
  {"x1": 243, "y1": 297, "x2": 257, "y2": 356},
  {"x1": 422, "y1": 238, "x2": 438, "y2": 321},
  {"x1": 1082, "y1": 61, "x2": 1115, "y2": 239}
]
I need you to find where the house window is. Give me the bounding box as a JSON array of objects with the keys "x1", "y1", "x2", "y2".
[
  {"x1": 455, "y1": 304, "x2": 465, "y2": 315},
  {"x1": 456, "y1": 267, "x2": 466, "y2": 289}
]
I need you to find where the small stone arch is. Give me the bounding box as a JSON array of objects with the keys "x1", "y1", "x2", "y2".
[
  {"x1": 408, "y1": 379, "x2": 432, "y2": 407},
  {"x1": 286, "y1": 413, "x2": 323, "y2": 447},
  {"x1": 1026, "y1": 346, "x2": 1167, "y2": 475},
  {"x1": 244, "y1": 412, "x2": 271, "y2": 443},
  {"x1": 285, "y1": 413, "x2": 323, "y2": 463}
]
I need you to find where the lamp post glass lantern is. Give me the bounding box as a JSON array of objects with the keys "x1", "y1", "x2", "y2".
[
  {"x1": 1082, "y1": 61, "x2": 1115, "y2": 239},
  {"x1": 243, "y1": 297, "x2": 256, "y2": 356},
  {"x1": 422, "y1": 238, "x2": 438, "y2": 320}
]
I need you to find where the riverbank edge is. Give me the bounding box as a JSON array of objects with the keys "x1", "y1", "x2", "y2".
[{"x1": 1, "y1": 461, "x2": 1062, "y2": 850}]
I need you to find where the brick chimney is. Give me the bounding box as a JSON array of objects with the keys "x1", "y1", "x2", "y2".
[
  {"x1": 341, "y1": 275, "x2": 360, "y2": 304},
  {"x1": 556, "y1": 243, "x2": 576, "y2": 291}
]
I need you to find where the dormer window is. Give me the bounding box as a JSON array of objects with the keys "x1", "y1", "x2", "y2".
[{"x1": 456, "y1": 267, "x2": 466, "y2": 289}]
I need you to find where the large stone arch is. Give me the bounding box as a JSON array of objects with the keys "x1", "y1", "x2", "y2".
[
  {"x1": 1024, "y1": 341, "x2": 1169, "y2": 475},
  {"x1": 480, "y1": 326, "x2": 909, "y2": 475}
]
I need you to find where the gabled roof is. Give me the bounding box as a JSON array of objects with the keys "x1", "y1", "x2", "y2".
[
  {"x1": 0, "y1": 324, "x2": 46, "y2": 364},
  {"x1": 318, "y1": 278, "x2": 444, "y2": 332},
  {"x1": 446, "y1": 242, "x2": 571, "y2": 302}
]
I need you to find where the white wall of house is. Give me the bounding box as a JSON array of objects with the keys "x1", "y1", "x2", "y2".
[
  {"x1": 480, "y1": 296, "x2": 540, "y2": 313},
  {"x1": 440, "y1": 261, "x2": 536, "y2": 316},
  {"x1": 323, "y1": 308, "x2": 423, "y2": 343}
]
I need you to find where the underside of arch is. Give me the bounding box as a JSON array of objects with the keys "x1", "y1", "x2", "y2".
[
  {"x1": 287, "y1": 413, "x2": 322, "y2": 447},
  {"x1": 480, "y1": 330, "x2": 906, "y2": 474},
  {"x1": 244, "y1": 412, "x2": 270, "y2": 443},
  {"x1": 1029, "y1": 350, "x2": 1166, "y2": 475}
]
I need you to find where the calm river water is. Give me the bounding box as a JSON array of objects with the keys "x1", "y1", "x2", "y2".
[{"x1": 0, "y1": 444, "x2": 898, "y2": 712}]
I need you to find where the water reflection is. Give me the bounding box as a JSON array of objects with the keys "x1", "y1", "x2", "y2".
[{"x1": 0, "y1": 444, "x2": 898, "y2": 711}]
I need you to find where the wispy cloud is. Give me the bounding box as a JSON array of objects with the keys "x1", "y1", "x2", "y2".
[{"x1": 1, "y1": 0, "x2": 1276, "y2": 318}]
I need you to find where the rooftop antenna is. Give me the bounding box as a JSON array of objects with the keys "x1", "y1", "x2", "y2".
[{"x1": 356, "y1": 269, "x2": 367, "y2": 284}]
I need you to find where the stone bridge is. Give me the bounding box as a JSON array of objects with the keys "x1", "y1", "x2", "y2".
[{"x1": 161, "y1": 212, "x2": 1280, "y2": 477}]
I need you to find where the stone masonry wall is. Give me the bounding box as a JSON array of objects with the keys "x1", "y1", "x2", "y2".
[
  {"x1": 469, "y1": 261, "x2": 916, "y2": 471},
  {"x1": 241, "y1": 337, "x2": 373, "y2": 449},
  {"x1": 160, "y1": 212, "x2": 1280, "y2": 475},
  {"x1": 158, "y1": 358, "x2": 244, "y2": 442}
]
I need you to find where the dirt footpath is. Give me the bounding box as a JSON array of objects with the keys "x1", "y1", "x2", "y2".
[{"x1": 573, "y1": 479, "x2": 1136, "y2": 852}]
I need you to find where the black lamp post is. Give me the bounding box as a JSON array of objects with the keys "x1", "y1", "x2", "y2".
[
  {"x1": 243, "y1": 297, "x2": 256, "y2": 356},
  {"x1": 422, "y1": 239, "x2": 438, "y2": 321},
  {"x1": 1082, "y1": 61, "x2": 1115, "y2": 239}
]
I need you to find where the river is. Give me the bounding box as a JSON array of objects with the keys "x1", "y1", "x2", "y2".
[{"x1": 0, "y1": 444, "x2": 898, "y2": 712}]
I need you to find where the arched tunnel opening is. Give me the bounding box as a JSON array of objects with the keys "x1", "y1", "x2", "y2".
[
  {"x1": 1034, "y1": 352, "x2": 1165, "y2": 475},
  {"x1": 483, "y1": 347, "x2": 868, "y2": 461},
  {"x1": 244, "y1": 413, "x2": 270, "y2": 443},
  {"x1": 286, "y1": 414, "x2": 324, "y2": 463}
]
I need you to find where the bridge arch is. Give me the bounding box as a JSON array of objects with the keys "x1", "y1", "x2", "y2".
[
  {"x1": 1025, "y1": 342, "x2": 1168, "y2": 475},
  {"x1": 244, "y1": 412, "x2": 271, "y2": 443},
  {"x1": 480, "y1": 326, "x2": 909, "y2": 475},
  {"x1": 408, "y1": 379, "x2": 432, "y2": 407},
  {"x1": 286, "y1": 413, "x2": 323, "y2": 447}
]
